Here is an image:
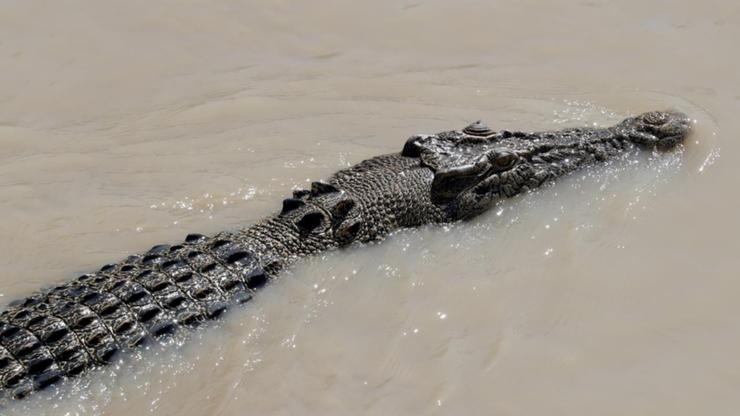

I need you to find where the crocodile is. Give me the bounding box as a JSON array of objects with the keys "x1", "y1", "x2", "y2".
[{"x1": 0, "y1": 111, "x2": 691, "y2": 400}]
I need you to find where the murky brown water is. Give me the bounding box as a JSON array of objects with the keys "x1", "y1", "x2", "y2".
[{"x1": 1, "y1": 0, "x2": 738, "y2": 414}]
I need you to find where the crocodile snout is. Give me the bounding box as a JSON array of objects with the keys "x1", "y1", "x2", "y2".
[{"x1": 624, "y1": 111, "x2": 692, "y2": 149}]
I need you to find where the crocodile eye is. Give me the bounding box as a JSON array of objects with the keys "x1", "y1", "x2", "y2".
[{"x1": 489, "y1": 151, "x2": 518, "y2": 171}]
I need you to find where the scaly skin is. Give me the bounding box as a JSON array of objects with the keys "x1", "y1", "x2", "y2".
[{"x1": 0, "y1": 111, "x2": 691, "y2": 400}]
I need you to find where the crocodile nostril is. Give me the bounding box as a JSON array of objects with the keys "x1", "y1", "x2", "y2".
[{"x1": 642, "y1": 111, "x2": 669, "y2": 125}]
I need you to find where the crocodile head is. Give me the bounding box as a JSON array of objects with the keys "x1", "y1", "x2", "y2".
[{"x1": 402, "y1": 111, "x2": 692, "y2": 219}]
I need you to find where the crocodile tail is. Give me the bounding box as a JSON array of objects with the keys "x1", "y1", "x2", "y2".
[{"x1": 0, "y1": 232, "x2": 268, "y2": 399}]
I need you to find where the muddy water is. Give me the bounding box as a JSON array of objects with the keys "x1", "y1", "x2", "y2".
[{"x1": 0, "y1": 0, "x2": 738, "y2": 414}]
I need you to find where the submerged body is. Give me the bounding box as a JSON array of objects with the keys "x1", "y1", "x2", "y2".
[{"x1": 0, "y1": 111, "x2": 691, "y2": 399}]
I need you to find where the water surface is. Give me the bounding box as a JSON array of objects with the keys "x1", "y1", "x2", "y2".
[{"x1": 1, "y1": 1, "x2": 738, "y2": 415}]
